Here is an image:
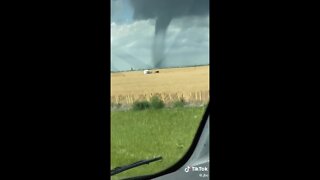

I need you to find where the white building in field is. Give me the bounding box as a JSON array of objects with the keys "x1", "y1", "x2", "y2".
[{"x1": 143, "y1": 70, "x2": 152, "y2": 74}]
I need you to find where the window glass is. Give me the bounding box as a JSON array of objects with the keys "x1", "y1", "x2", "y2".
[{"x1": 111, "y1": 0, "x2": 209, "y2": 179}]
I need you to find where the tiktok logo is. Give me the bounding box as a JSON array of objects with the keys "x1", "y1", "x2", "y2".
[{"x1": 184, "y1": 166, "x2": 191, "y2": 173}]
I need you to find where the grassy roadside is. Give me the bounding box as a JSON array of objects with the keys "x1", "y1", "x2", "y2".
[{"x1": 111, "y1": 106, "x2": 206, "y2": 180}]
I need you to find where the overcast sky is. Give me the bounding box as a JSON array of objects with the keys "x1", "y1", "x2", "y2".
[{"x1": 111, "y1": 0, "x2": 209, "y2": 71}]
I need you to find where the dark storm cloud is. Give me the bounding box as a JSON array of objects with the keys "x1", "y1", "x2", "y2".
[
  {"x1": 130, "y1": 0, "x2": 209, "y2": 19},
  {"x1": 130, "y1": 0, "x2": 209, "y2": 33}
]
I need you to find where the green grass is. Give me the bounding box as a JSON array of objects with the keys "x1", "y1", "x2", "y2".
[{"x1": 111, "y1": 106, "x2": 206, "y2": 180}]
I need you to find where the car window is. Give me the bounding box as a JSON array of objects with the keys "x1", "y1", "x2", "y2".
[{"x1": 111, "y1": 0, "x2": 209, "y2": 179}]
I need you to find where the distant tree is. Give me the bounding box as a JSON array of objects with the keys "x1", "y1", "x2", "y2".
[
  {"x1": 132, "y1": 100, "x2": 151, "y2": 111},
  {"x1": 150, "y1": 95, "x2": 165, "y2": 109}
]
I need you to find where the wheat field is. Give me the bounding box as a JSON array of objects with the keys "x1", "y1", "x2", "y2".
[{"x1": 111, "y1": 65, "x2": 209, "y2": 105}]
